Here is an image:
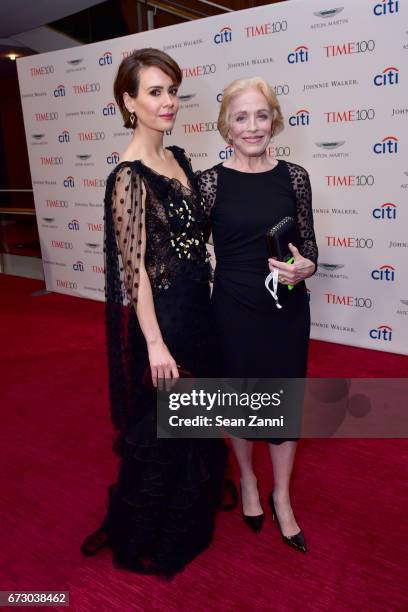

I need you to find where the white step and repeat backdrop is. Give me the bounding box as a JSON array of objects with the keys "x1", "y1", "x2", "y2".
[{"x1": 17, "y1": 0, "x2": 407, "y2": 354}]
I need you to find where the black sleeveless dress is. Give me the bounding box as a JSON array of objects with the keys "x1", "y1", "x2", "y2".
[
  {"x1": 198, "y1": 160, "x2": 318, "y2": 443},
  {"x1": 102, "y1": 146, "x2": 227, "y2": 577}
]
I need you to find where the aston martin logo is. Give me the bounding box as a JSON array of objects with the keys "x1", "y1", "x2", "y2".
[
  {"x1": 76, "y1": 154, "x2": 92, "y2": 161},
  {"x1": 32, "y1": 134, "x2": 45, "y2": 140},
  {"x1": 67, "y1": 58, "x2": 83, "y2": 66},
  {"x1": 400, "y1": 299, "x2": 408, "y2": 306},
  {"x1": 179, "y1": 93, "x2": 196, "y2": 101},
  {"x1": 313, "y1": 8, "x2": 344, "y2": 18},
  {"x1": 42, "y1": 217, "x2": 55, "y2": 223},
  {"x1": 85, "y1": 242, "x2": 100, "y2": 249},
  {"x1": 319, "y1": 263, "x2": 345, "y2": 271},
  {"x1": 315, "y1": 141, "x2": 345, "y2": 150}
]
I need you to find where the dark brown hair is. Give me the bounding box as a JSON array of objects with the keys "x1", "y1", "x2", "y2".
[{"x1": 113, "y1": 48, "x2": 182, "y2": 129}]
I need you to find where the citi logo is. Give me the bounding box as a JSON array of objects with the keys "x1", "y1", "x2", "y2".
[
  {"x1": 102, "y1": 102, "x2": 116, "y2": 116},
  {"x1": 289, "y1": 109, "x2": 310, "y2": 126},
  {"x1": 214, "y1": 26, "x2": 232, "y2": 44},
  {"x1": 99, "y1": 51, "x2": 113, "y2": 66},
  {"x1": 46, "y1": 199, "x2": 68, "y2": 208},
  {"x1": 288, "y1": 45, "x2": 309, "y2": 64},
  {"x1": 63, "y1": 176, "x2": 75, "y2": 188},
  {"x1": 41, "y1": 156, "x2": 63, "y2": 166},
  {"x1": 51, "y1": 240, "x2": 73, "y2": 249},
  {"x1": 53, "y1": 84, "x2": 66, "y2": 97},
  {"x1": 35, "y1": 112, "x2": 58, "y2": 121},
  {"x1": 371, "y1": 264, "x2": 395, "y2": 281},
  {"x1": 72, "y1": 82, "x2": 100, "y2": 94},
  {"x1": 219, "y1": 145, "x2": 234, "y2": 160},
  {"x1": 87, "y1": 222, "x2": 103, "y2": 231},
  {"x1": 58, "y1": 130, "x2": 70, "y2": 143},
  {"x1": 56, "y1": 279, "x2": 78, "y2": 290},
  {"x1": 373, "y1": 0, "x2": 399, "y2": 15},
  {"x1": 216, "y1": 92, "x2": 223, "y2": 103},
  {"x1": 107, "y1": 152, "x2": 120, "y2": 165},
  {"x1": 369, "y1": 325, "x2": 392, "y2": 341},
  {"x1": 373, "y1": 135, "x2": 398, "y2": 154},
  {"x1": 78, "y1": 131, "x2": 105, "y2": 141},
  {"x1": 73, "y1": 261, "x2": 84, "y2": 271},
  {"x1": 68, "y1": 219, "x2": 80, "y2": 231},
  {"x1": 30, "y1": 65, "x2": 54, "y2": 76},
  {"x1": 373, "y1": 66, "x2": 399, "y2": 86},
  {"x1": 372, "y1": 202, "x2": 397, "y2": 219}
]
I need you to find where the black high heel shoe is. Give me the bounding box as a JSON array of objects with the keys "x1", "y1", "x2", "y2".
[
  {"x1": 240, "y1": 484, "x2": 264, "y2": 534},
  {"x1": 80, "y1": 528, "x2": 109, "y2": 556},
  {"x1": 268, "y1": 493, "x2": 307, "y2": 553}
]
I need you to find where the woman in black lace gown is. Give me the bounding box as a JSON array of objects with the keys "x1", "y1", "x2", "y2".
[
  {"x1": 198, "y1": 78, "x2": 318, "y2": 552},
  {"x1": 81, "y1": 49, "x2": 228, "y2": 578}
]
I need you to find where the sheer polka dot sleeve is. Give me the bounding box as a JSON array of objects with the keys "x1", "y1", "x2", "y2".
[
  {"x1": 110, "y1": 165, "x2": 144, "y2": 307},
  {"x1": 196, "y1": 167, "x2": 218, "y2": 243},
  {"x1": 287, "y1": 162, "x2": 318, "y2": 272}
]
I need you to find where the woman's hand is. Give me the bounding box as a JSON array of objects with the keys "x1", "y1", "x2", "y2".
[
  {"x1": 268, "y1": 243, "x2": 315, "y2": 286},
  {"x1": 147, "y1": 340, "x2": 179, "y2": 388}
]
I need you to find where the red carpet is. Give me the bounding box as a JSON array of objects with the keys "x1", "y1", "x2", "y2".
[{"x1": 1, "y1": 274, "x2": 407, "y2": 611}]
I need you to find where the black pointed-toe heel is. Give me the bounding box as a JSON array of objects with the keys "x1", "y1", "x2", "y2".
[
  {"x1": 80, "y1": 527, "x2": 109, "y2": 556},
  {"x1": 240, "y1": 484, "x2": 264, "y2": 534},
  {"x1": 268, "y1": 493, "x2": 307, "y2": 553}
]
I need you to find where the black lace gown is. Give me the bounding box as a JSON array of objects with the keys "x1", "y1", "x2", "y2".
[
  {"x1": 198, "y1": 161, "x2": 318, "y2": 443},
  {"x1": 102, "y1": 146, "x2": 227, "y2": 577}
]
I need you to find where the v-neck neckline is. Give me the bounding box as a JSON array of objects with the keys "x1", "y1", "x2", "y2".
[{"x1": 138, "y1": 147, "x2": 193, "y2": 193}]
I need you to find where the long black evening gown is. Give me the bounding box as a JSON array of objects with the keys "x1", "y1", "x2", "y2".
[
  {"x1": 198, "y1": 160, "x2": 318, "y2": 443},
  {"x1": 102, "y1": 146, "x2": 227, "y2": 577}
]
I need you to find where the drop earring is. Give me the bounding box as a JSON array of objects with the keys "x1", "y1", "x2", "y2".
[{"x1": 130, "y1": 112, "x2": 136, "y2": 127}]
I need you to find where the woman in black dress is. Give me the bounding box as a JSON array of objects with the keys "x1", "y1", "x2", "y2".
[
  {"x1": 198, "y1": 77, "x2": 318, "y2": 553},
  {"x1": 81, "y1": 49, "x2": 228, "y2": 578}
]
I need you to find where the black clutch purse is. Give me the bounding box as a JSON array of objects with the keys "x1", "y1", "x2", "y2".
[
  {"x1": 141, "y1": 364, "x2": 194, "y2": 391},
  {"x1": 266, "y1": 216, "x2": 299, "y2": 262}
]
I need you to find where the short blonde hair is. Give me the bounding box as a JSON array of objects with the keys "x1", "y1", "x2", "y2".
[{"x1": 217, "y1": 77, "x2": 284, "y2": 142}]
